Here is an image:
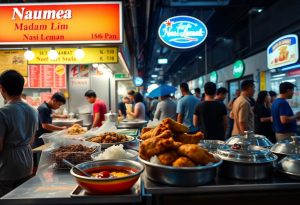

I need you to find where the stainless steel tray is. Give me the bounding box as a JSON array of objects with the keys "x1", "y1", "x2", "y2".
[{"x1": 70, "y1": 179, "x2": 142, "y2": 203}]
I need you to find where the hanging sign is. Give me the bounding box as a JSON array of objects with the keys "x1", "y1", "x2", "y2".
[
  {"x1": 210, "y1": 71, "x2": 218, "y2": 83},
  {"x1": 233, "y1": 60, "x2": 245, "y2": 78},
  {"x1": 134, "y1": 77, "x2": 143, "y2": 86},
  {"x1": 0, "y1": 2, "x2": 122, "y2": 45},
  {"x1": 158, "y1": 15, "x2": 208, "y2": 49},
  {"x1": 28, "y1": 47, "x2": 118, "y2": 64},
  {"x1": 267, "y1": 34, "x2": 299, "y2": 69},
  {"x1": 0, "y1": 50, "x2": 28, "y2": 76}
]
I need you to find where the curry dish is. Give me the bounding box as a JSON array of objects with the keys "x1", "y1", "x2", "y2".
[{"x1": 86, "y1": 132, "x2": 129, "y2": 143}]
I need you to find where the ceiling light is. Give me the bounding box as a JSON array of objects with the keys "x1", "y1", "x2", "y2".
[
  {"x1": 257, "y1": 9, "x2": 263, "y2": 13},
  {"x1": 150, "y1": 80, "x2": 156, "y2": 83},
  {"x1": 272, "y1": 73, "x2": 286, "y2": 78},
  {"x1": 151, "y1": 74, "x2": 158, "y2": 78},
  {"x1": 48, "y1": 48, "x2": 58, "y2": 60},
  {"x1": 270, "y1": 69, "x2": 277, "y2": 73},
  {"x1": 24, "y1": 49, "x2": 35, "y2": 60},
  {"x1": 158, "y1": 58, "x2": 168, "y2": 64},
  {"x1": 284, "y1": 79, "x2": 296, "y2": 83},
  {"x1": 270, "y1": 77, "x2": 283, "y2": 81},
  {"x1": 75, "y1": 48, "x2": 85, "y2": 60},
  {"x1": 198, "y1": 56, "x2": 202, "y2": 59}
]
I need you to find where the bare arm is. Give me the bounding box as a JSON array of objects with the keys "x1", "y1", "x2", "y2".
[
  {"x1": 42, "y1": 123, "x2": 66, "y2": 131},
  {"x1": 193, "y1": 114, "x2": 199, "y2": 128},
  {"x1": 238, "y1": 121, "x2": 247, "y2": 133},
  {"x1": 92, "y1": 113, "x2": 100, "y2": 128},
  {"x1": 127, "y1": 104, "x2": 141, "y2": 118},
  {"x1": 52, "y1": 114, "x2": 68, "y2": 119},
  {"x1": 260, "y1": 117, "x2": 272, "y2": 123},
  {"x1": 280, "y1": 115, "x2": 298, "y2": 124},
  {"x1": 177, "y1": 113, "x2": 183, "y2": 123}
]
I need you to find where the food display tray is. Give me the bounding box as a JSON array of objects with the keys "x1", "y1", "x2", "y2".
[{"x1": 70, "y1": 180, "x2": 142, "y2": 203}]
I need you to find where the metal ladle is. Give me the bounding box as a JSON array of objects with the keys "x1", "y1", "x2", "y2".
[{"x1": 62, "y1": 159, "x2": 91, "y2": 177}]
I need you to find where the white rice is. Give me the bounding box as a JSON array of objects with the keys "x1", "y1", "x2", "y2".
[
  {"x1": 150, "y1": 155, "x2": 161, "y2": 165},
  {"x1": 94, "y1": 144, "x2": 135, "y2": 160}
]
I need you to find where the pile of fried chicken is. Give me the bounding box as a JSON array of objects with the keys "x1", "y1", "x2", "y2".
[{"x1": 139, "y1": 118, "x2": 218, "y2": 167}]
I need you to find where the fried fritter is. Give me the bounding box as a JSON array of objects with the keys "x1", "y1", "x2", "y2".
[
  {"x1": 162, "y1": 118, "x2": 188, "y2": 134},
  {"x1": 178, "y1": 144, "x2": 218, "y2": 165},
  {"x1": 172, "y1": 156, "x2": 196, "y2": 167},
  {"x1": 173, "y1": 132, "x2": 204, "y2": 144},
  {"x1": 139, "y1": 136, "x2": 177, "y2": 160},
  {"x1": 158, "y1": 151, "x2": 179, "y2": 165}
]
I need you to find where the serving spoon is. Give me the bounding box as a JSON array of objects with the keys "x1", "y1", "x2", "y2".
[{"x1": 62, "y1": 159, "x2": 91, "y2": 177}]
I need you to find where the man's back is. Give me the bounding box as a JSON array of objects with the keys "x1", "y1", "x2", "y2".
[
  {"x1": 176, "y1": 95, "x2": 200, "y2": 132},
  {"x1": 230, "y1": 96, "x2": 254, "y2": 135},
  {"x1": 271, "y1": 98, "x2": 297, "y2": 133},
  {"x1": 195, "y1": 101, "x2": 227, "y2": 140},
  {"x1": 94, "y1": 99, "x2": 107, "y2": 127},
  {"x1": 155, "y1": 98, "x2": 177, "y2": 120}
]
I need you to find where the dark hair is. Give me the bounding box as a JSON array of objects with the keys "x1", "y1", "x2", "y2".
[
  {"x1": 204, "y1": 82, "x2": 216, "y2": 96},
  {"x1": 279, "y1": 82, "x2": 295, "y2": 94},
  {"x1": 134, "y1": 92, "x2": 143, "y2": 103},
  {"x1": 84, "y1": 90, "x2": 97, "y2": 98},
  {"x1": 256, "y1": 91, "x2": 269, "y2": 104},
  {"x1": 51, "y1": 92, "x2": 66, "y2": 104},
  {"x1": 127, "y1": 90, "x2": 135, "y2": 96},
  {"x1": 269, "y1": 90, "x2": 277, "y2": 97},
  {"x1": 0, "y1": 70, "x2": 24, "y2": 96},
  {"x1": 241, "y1": 80, "x2": 254, "y2": 90},
  {"x1": 194, "y1": 88, "x2": 201, "y2": 94},
  {"x1": 180, "y1": 83, "x2": 189, "y2": 92},
  {"x1": 217, "y1": 87, "x2": 228, "y2": 95}
]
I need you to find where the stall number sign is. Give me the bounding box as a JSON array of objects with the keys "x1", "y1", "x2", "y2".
[
  {"x1": 267, "y1": 34, "x2": 299, "y2": 69},
  {"x1": 0, "y1": 2, "x2": 122, "y2": 44},
  {"x1": 233, "y1": 60, "x2": 245, "y2": 78},
  {"x1": 158, "y1": 16, "x2": 208, "y2": 49},
  {"x1": 210, "y1": 71, "x2": 218, "y2": 83}
]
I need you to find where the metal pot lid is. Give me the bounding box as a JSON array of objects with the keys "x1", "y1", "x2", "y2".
[
  {"x1": 271, "y1": 136, "x2": 300, "y2": 155},
  {"x1": 226, "y1": 131, "x2": 273, "y2": 148},
  {"x1": 217, "y1": 144, "x2": 277, "y2": 163},
  {"x1": 277, "y1": 155, "x2": 300, "y2": 177},
  {"x1": 199, "y1": 140, "x2": 225, "y2": 150}
]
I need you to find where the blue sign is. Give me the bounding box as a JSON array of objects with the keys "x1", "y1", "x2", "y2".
[
  {"x1": 158, "y1": 15, "x2": 208, "y2": 49},
  {"x1": 134, "y1": 77, "x2": 143, "y2": 86}
]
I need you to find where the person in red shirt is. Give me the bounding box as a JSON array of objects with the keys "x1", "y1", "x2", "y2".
[{"x1": 84, "y1": 90, "x2": 107, "y2": 128}]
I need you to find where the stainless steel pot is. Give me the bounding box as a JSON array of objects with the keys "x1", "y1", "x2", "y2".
[
  {"x1": 217, "y1": 144, "x2": 277, "y2": 180},
  {"x1": 139, "y1": 155, "x2": 223, "y2": 186},
  {"x1": 226, "y1": 131, "x2": 273, "y2": 148},
  {"x1": 77, "y1": 113, "x2": 92, "y2": 127},
  {"x1": 104, "y1": 111, "x2": 118, "y2": 124},
  {"x1": 271, "y1": 136, "x2": 300, "y2": 160},
  {"x1": 118, "y1": 120, "x2": 147, "y2": 129},
  {"x1": 277, "y1": 155, "x2": 300, "y2": 180}
]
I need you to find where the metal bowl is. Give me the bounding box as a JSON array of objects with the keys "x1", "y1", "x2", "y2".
[
  {"x1": 91, "y1": 149, "x2": 138, "y2": 161},
  {"x1": 226, "y1": 134, "x2": 273, "y2": 148},
  {"x1": 139, "y1": 155, "x2": 223, "y2": 186},
  {"x1": 70, "y1": 159, "x2": 144, "y2": 194},
  {"x1": 117, "y1": 120, "x2": 148, "y2": 129},
  {"x1": 277, "y1": 155, "x2": 300, "y2": 180},
  {"x1": 199, "y1": 140, "x2": 225, "y2": 153},
  {"x1": 271, "y1": 136, "x2": 300, "y2": 160},
  {"x1": 217, "y1": 144, "x2": 277, "y2": 180}
]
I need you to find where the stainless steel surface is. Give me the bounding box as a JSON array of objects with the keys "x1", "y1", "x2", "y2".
[
  {"x1": 277, "y1": 155, "x2": 300, "y2": 179},
  {"x1": 91, "y1": 149, "x2": 138, "y2": 161},
  {"x1": 142, "y1": 172, "x2": 300, "y2": 195},
  {"x1": 271, "y1": 136, "x2": 300, "y2": 157},
  {"x1": 1, "y1": 150, "x2": 142, "y2": 205},
  {"x1": 217, "y1": 144, "x2": 277, "y2": 180},
  {"x1": 217, "y1": 144, "x2": 277, "y2": 163},
  {"x1": 139, "y1": 155, "x2": 223, "y2": 186},
  {"x1": 199, "y1": 140, "x2": 225, "y2": 153},
  {"x1": 226, "y1": 132, "x2": 273, "y2": 148},
  {"x1": 52, "y1": 119, "x2": 83, "y2": 127}
]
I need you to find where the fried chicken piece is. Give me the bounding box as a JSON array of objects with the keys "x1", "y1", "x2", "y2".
[
  {"x1": 141, "y1": 127, "x2": 153, "y2": 135},
  {"x1": 151, "y1": 124, "x2": 169, "y2": 137},
  {"x1": 140, "y1": 130, "x2": 153, "y2": 140},
  {"x1": 172, "y1": 156, "x2": 196, "y2": 167},
  {"x1": 139, "y1": 136, "x2": 177, "y2": 160},
  {"x1": 173, "y1": 132, "x2": 204, "y2": 144},
  {"x1": 158, "y1": 151, "x2": 179, "y2": 165},
  {"x1": 178, "y1": 144, "x2": 218, "y2": 165},
  {"x1": 162, "y1": 118, "x2": 188, "y2": 134}
]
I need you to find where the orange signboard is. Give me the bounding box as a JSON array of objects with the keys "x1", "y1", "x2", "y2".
[{"x1": 0, "y1": 2, "x2": 122, "y2": 45}]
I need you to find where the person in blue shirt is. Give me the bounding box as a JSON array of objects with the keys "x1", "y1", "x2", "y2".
[
  {"x1": 176, "y1": 83, "x2": 200, "y2": 133},
  {"x1": 271, "y1": 82, "x2": 300, "y2": 141}
]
